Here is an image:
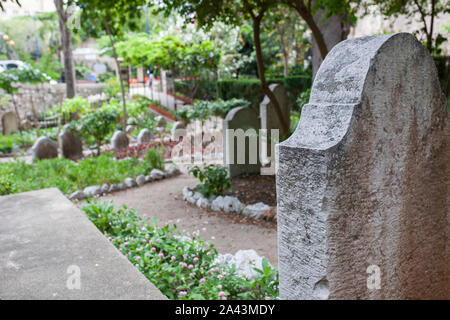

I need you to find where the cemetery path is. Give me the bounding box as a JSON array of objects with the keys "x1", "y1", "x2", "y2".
[{"x1": 102, "y1": 174, "x2": 278, "y2": 266}]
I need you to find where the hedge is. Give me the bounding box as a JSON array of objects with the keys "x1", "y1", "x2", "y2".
[{"x1": 217, "y1": 75, "x2": 312, "y2": 111}]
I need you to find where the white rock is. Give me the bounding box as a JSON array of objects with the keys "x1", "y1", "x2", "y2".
[
  {"x1": 214, "y1": 249, "x2": 267, "y2": 280},
  {"x1": 242, "y1": 202, "x2": 270, "y2": 219},
  {"x1": 117, "y1": 182, "x2": 126, "y2": 190},
  {"x1": 145, "y1": 175, "x2": 153, "y2": 183},
  {"x1": 150, "y1": 169, "x2": 165, "y2": 180},
  {"x1": 83, "y1": 186, "x2": 102, "y2": 197},
  {"x1": 182, "y1": 187, "x2": 194, "y2": 201},
  {"x1": 101, "y1": 184, "x2": 109, "y2": 194},
  {"x1": 124, "y1": 178, "x2": 137, "y2": 188},
  {"x1": 192, "y1": 192, "x2": 202, "y2": 201},
  {"x1": 165, "y1": 163, "x2": 180, "y2": 176},
  {"x1": 196, "y1": 197, "x2": 211, "y2": 209},
  {"x1": 211, "y1": 196, "x2": 225, "y2": 211},
  {"x1": 223, "y1": 196, "x2": 242, "y2": 213},
  {"x1": 136, "y1": 175, "x2": 146, "y2": 186},
  {"x1": 108, "y1": 184, "x2": 118, "y2": 193},
  {"x1": 69, "y1": 190, "x2": 86, "y2": 201}
]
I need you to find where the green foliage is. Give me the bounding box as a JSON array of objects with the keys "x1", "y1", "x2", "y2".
[
  {"x1": 217, "y1": 75, "x2": 312, "y2": 110},
  {"x1": 296, "y1": 88, "x2": 311, "y2": 111},
  {"x1": 175, "y1": 98, "x2": 250, "y2": 124},
  {"x1": 189, "y1": 164, "x2": 231, "y2": 197},
  {"x1": 0, "y1": 132, "x2": 35, "y2": 154},
  {"x1": 145, "y1": 148, "x2": 164, "y2": 171},
  {"x1": 115, "y1": 34, "x2": 220, "y2": 78},
  {"x1": 59, "y1": 96, "x2": 91, "y2": 121},
  {"x1": 0, "y1": 64, "x2": 51, "y2": 94},
  {"x1": 82, "y1": 200, "x2": 279, "y2": 300},
  {"x1": 69, "y1": 109, "x2": 118, "y2": 153},
  {"x1": 103, "y1": 77, "x2": 127, "y2": 100},
  {"x1": 0, "y1": 153, "x2": 158, "y2": 195},
  {"x1": 0, "y1": 173, "x2": 17, "y2": 195}
]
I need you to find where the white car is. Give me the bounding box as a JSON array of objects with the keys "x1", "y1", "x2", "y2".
[
  {"x1": 0, "y1": 60, "x2": 27, "y2": 70},
  {"x1": 0, "y1": 60, "x2": 57, "y2": 84}
]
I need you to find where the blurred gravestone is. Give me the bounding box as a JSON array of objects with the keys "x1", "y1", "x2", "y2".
[
  {"x1": 59, "y1": 128, "x2": 83, "y2": 160},
  {"x1": 276, "y1": 33, "x2": 449, "y2": 299},
  {"x1": 260, "y1": 84, "x2": 289, "y2": 172},
  {"x1": 223, "y1": 107, "x2": 260, "y2": 177},
  {"x1": 2, "y1": 111, "x2": 19, "y2": 135}
]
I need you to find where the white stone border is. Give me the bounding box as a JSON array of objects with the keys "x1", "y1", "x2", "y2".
[
  {"x1": 182, "y1": 187, "x2": 276, "y2": 221},
  {"x1": 68, "y1": 164, "x2": 181, "y2": 201}
]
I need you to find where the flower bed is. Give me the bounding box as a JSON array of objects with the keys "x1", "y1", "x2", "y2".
[{"x1": 82, "y1": 201, "x2": 279, "y2": 300}]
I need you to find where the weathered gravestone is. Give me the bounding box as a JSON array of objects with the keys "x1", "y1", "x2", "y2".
[
  {"x1": 59, "y1": 128, "x2": 83, "y2": 160},
  {"x1": 276, "y1": 33, "x2": 449, "y2": 300},
  {"x1": 223, "y1": 107, "x2": 260, "y2": 177},
  {"x1": 137, "y1": 128, "x2": 153, "y2": 144},
  {"x1": 32, "y1": 137, "x2": 58, "y2": 161},
  {"x1": 260, "y1": 84, "x2": 289, "y2": 172},
  {"x1": 111, "y1": 130, "x2": 129, "y2": 151},
  {"x1": 1, "y1": 111, "x2": 19, "y2": 135}
]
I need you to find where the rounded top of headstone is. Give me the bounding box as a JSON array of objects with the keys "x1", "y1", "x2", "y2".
[
  {"x1": 282, "y1": 32, "x2": 445, "y2": 151},
  {"x1": 224, "y1": 106, "x2": 258, "y2": 122}
]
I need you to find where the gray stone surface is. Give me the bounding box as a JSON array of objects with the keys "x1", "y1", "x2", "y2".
[
  {"x1": 68, "y1": 190, "x2": 87, "y2": 201},
  {"x1": 171, "y1": 121, "x2": 186, "y2": 140},
  {"x1": 214, "y1": 249, "x2": 266, "y2": 280},
  {"x1": 150, "y1": 169, "x2": 165, "y2": 180},
  {"x1": 1, "y1": 111, "x2": 18, "y2": 135},
  {"x1": 59, "y1": 129, "x2": 83, "y2": 160},
  {"x1": 223, "y1": 107, "x2": 261, "y2": 177},
  {"x1": 137, "y1": 128, "x2": 153, "y2": 144},
  {"x1": 111, "y1": 130, "x2": 129, "y2": 151},
  {"x1": 83, "y1": 185, "x2": 102, "y2": 197},
  {"x1": 31, "y1": 136, "x2": 58, "y2": 161},
  {"x1": 222, "y1": 196, "x2": 243, "y2": 213},
  {"x1": 101, "y1": 184, "x2": 109, "y2": 194},
  {"x1": 117, "y1": 182, "x2": 126, "y2": 190},
  {"x1": 276, "y1": 33, "x2": 449, "y2": 300},
  {"x1": 242, "y1": 202, "x2": 270, "y2": 219},
  {"x1": 136, "y1": 175, "x2": 146, "y2": 186},
  {"x1": 211, "y1": 196, "x2": 225, "y2": 212},
  {"x1": 0, "y1": 188, "x2": 166, "y2": 299},
  {"x1": 124, "y1": 178, "x2": 137, "y2": 188},
  {"x1": 108, "y1": 184, "x2": 118, "y2": 193}
]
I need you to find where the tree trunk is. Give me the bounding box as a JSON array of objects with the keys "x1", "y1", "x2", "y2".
[
  {"x1": 253, "y1": 15, "x2": 289, "y2": 138},
  {"x1": 54, "y1": 0, "x2": 75, "y2": 98},
  {"x1": 291, "y1": 0, "x2": 328, "y2": 60},
  {"x1": 104, "y1": 13, "x2": 128, "y2": 130}
]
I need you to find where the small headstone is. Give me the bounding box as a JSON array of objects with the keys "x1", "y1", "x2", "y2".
[
  {"x1": 223, "y1": 107, "x2": 260, "y2": 177},
  {"x1": 137, "y1": 129, "x2": 153, "y2": 144},
  {"x1": 1, "y1": 111, "x2": 19, "y2": 135},
  {"x1": 171, "y1": 121, "x2": 186, "y2": 140},
  {"x1": 31, "y1": 137, "x2": 58, "y2": 161},
  {"x1": 276, "y1": 33, "x2": 449, "y2": 300},
  {"x1": 111, "y1": 130, "x2": 129, "y2": 151},
  {"x1": 59, "y1": 129, "x2": 83, "y2": 160}
]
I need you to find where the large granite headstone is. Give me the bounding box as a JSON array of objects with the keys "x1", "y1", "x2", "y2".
[
  {"x1": 276, "y1": 33, "x2": 449, "y2": 299},
  {"x1": 223, "y1": 107, "x2": 261, "y2": 177}
]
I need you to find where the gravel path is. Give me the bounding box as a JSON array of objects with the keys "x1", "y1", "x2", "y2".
[{"x1": 102, "y1": 174, "x2": 278, "y2": 266}]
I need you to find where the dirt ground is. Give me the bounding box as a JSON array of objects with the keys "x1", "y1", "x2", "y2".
[
  {"x1": 102, "y1": 174, "x2": 278, "y2": 266},
  {"x1": 224, "y1": 174, "x2": 277, "y2": 207}
]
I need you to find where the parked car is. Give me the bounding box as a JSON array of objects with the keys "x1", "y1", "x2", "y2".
[{"x1": 0, "y1": 60, "x2": 57, "y2": 84}]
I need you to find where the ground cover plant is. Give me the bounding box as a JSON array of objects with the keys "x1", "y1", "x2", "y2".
[
  {"x1": 0, "y1": 152, "x2": 160, "y2": 195},
  {"x1": 189, "y1": 164, "x2": 232, "y2": 197},
  {"x1": 0, "y1": 131, "x2": 35, "y2": 154},
  {"x1": 82, "y1": 200, "x2": 279, "y2": 300}
]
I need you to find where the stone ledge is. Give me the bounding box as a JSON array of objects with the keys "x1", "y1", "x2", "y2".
[{"x1": 0, "y1": 188, "x2": 166, "y2": 300}]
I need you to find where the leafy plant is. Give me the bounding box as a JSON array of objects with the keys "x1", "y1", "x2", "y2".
[
  {"x1": 69, "y1": 109, "x2": 118, "y2": 155},
  {"x1": 145, "y1": 148, "x2": 164, "y2": 171},
  {"x1": 0, "y1": 173, "x2": 17, "y2": 195},
  {"x1": 189, "y1": 164, "x2": 231, "y2": 197},
  {"x1": 81, "y1": 200, "x2": 279, "y2": 300}
]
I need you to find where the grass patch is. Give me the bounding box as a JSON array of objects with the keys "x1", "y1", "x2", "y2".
[{"x1": 0, "y1": 153, "x2": 156, "y2": 195}]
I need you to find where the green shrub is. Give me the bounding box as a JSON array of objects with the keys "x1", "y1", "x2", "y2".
[
  {"x1": 69, "y1": 109, "x2": 118, "y2": 155},
  {"x1": 82, "y1": 200, "x2": 279, "y2": 300},
  {"x1": 0, "y1": 132, "x2": 35, "y2": 154},
  {"x1": 103, "y1": 77, "x2": 128, "y2": 100},
  {"x1": 59, "y1": 96, "x2": 91, "y2": 121},
  {"x1": 0, "y1": 153, "x2": 157, "y2": 195},
  {"x1": 145, "y1": 148, "x2": 164, "y2": 171},
  {"x1": 0, "y1": 173, "x2": 17, "y2": 195},
  {"x1": 189, "y1": 164, "x2": 231, "y2": 197},
  {"x1": 217, "y1": 75, "x2": 312, "y2": 111}
]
